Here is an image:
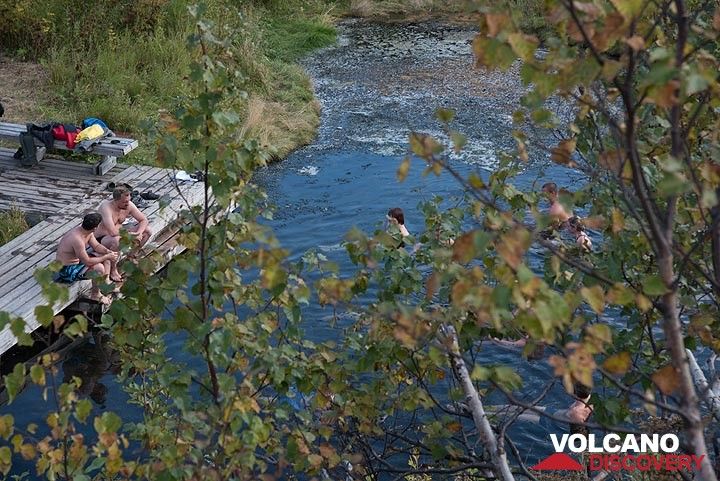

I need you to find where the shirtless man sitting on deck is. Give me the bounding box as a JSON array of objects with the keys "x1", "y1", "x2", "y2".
[
  {"x1": 55, "y1": 212, "x2": 119, "y2": 305},
  {"x1": 95, "y1": 186, "x2": 151, "y2": 282}
]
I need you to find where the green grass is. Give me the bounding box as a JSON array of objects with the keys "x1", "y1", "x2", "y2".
[
  {"x1": 0, "y1": 208, "x2": 29, "y2": 245},
  {"x1": 262, "y1": 18, "x2": 336, "y2": 63}
]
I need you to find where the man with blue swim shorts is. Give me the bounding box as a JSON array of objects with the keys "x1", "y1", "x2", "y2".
[{"x1": 55, "y1": 212, "x2": 119, "y2": 305}]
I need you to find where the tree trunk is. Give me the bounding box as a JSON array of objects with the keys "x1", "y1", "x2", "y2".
[
  {"x1": 659, "y1": 254, "x2": 718, "y2": 481},
  {"x1": 441, "y1": 325, "x2": 516, "y2": 481},
  {"x1": 686, "y1": 349, "x2": 720, "y2": 421}
]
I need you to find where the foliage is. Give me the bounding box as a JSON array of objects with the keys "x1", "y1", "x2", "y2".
[
  {"x1": 2, "y1": 0, "x2": 720, "y2": 480},
  {"x1": 331, "y1": 0, "x2": 720, "y2": 477}
]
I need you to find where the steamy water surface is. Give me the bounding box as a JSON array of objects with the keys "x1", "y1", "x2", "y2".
[{"x1": 7, "y1": 20, "x2": 591, "y2": 475}]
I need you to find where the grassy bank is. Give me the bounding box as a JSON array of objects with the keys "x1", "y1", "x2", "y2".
[
  {"x1": 344, "y1": 0, "x2": 546, "y2": 35},
  {"x1": 0, "y1": 0, "x2": 337, "y2": 162}
]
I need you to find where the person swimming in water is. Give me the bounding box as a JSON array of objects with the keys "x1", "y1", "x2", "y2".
[
  {"x1": 387, "y1": 207, "x2": 410, "y2": 237},
  {"x1": 386, "y1": 207, "x2": 411, "y2": 248},
  {"x1": 567, "y1": 216, "x2": 592, "y2": 252}
]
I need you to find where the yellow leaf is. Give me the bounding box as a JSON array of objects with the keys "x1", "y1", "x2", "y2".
[
  {"x1": 516, "y1": 138, "x2": 529, "y2": 162},
  {"x1": 508, "y1": 33, "x2": 539, "y2": 61},
  {"x1": 611, "y1": 208, "x2": 625, "y2": 234},
  {"x1": 582, "y1": 216, "x2": 606, "y2": 230},
  {"x1": 581, "y1": 285, "x2": 605, "y2": 314},
  {"x1": 567, "y1": 344, "x2": 596, "y2": 388},
  {"x1": 550, "y1": 139, "x2": 578, "y2": 167},
  {"x1": 624, "y1": 35, "x2": 645, "y2": 51},
  {"x1": 568, "y1": 20, "x2": 595, "y2": 43},
  {"x1": 598, "y1": 149, "x2": 624, "y2": 173},
  {"x1": 606, "y1": 283, "x2": 633, "y2": 305},
  {"x1": 485, "y1": 13, "x2": 510, "y2": 37},
  {"x1": 0, "y1": 416, "x2": 13, "y2": 440},
  {"x1": 452, "y1": 231, "x2": 476, "y2": 264},
  {"x1": 425, "y1": 272, "x2": 439, "y2": 300},
  {"x1": 19, "y1": 444, "x2": 35, "y2": 461},
  {"x1": 496, "y1": 228, "x2": 531, "y2": 269},
  {"x1": 636, "y1": 293, "x2": 652, "y2": 312},
  {"x1": 647, "y1": 80, "x2": 680, "y2": 108},
  {"x1": 586, "y1": 324, "x2": 612, "y2": 353},
  {"x1": 609, "y1": 0, "x2": 643, "y2": 20},
  {"x1": 603, "y1": 352, "x2": 632, "y2": 375},
  {"x1": 30, "y1": 365, "x2": 46, "y2": 386},
  {"x1": 447, "y1": 421, "x2": 462, "y2": 433},
  {"x1": 319, "y1": 444, "x2": 336, "y2": 458},
  {"x1": 397, "y1": 156, "x2": 410, "y2": 182},
  {"x1": 651, "y1": 365, "x2": 680, "y2": 395}
]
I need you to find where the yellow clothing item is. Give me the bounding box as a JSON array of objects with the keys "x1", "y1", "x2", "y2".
[{"x1": 76, "y1": 124, "x2": 104, "y2": 142}]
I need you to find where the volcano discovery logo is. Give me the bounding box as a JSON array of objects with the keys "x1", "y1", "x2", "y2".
[{"x1": 531, "y1": 433, "x2": 705, "y2": 473}]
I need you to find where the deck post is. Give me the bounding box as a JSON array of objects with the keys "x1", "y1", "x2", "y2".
[{"x1": 94, "y1": 155, "x2": 117, "y2": 176}]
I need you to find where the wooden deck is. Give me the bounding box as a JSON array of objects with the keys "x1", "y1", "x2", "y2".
[{"x1": 0, "y1": 148, "x2": 206, "y2": 355}]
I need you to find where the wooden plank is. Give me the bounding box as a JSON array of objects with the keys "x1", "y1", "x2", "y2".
[
  {"x1": 93, "y1": 156, "x2": 117, "y2": 176},
  {"x1": 0, "y1": 170, "x2": 102, "y2": 192},
  {"x1": 0, "y1": 179, "x2": 95, "y2": 201},
  {"x1": 0, "y1": 281, "x2": 92, "y2": 356},
  {"x1": 0, "y1": 167, "x2": 195, "y2": 284},
  {"x1": 0, "y1": 149, "x2": 124, "y2": 181},
  {"x1": 0, "y1": 170, "x2": 186, "y2": 299},
  {"x1": 0, "y1": 165, "x2": 145, "y2": 256},
  {"x1": 0, "y1": 180, "x2": 208, "y2": 355}
]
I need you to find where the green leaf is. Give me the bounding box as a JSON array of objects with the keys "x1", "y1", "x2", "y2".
[
  {"x1": 30, "y1": 365, "x2": 45, "y2": 386},
  {"x1": 508, "y1": 33, "x2": 538, "y2": 61},
  {"x1": 434, "y1": 108, "x2": 455, "y2": 123},
  {"x1": 3, "y1": 364, "x2": 25, "y2": 403},
  {"x1": 450, "y1": 131, "x2": 467, "y2": 153},
  {"x1": 642, "y1": 275, "x2": 668, "y2": 296},
  {"x1": 76, "y1": 399, "x2": 93, "y2": 423},
  {"x1": 94, "y1": 412, "x2": 122, "y2": 434},
  {"x1": 10, "y1": 318, "x2": 32, "y2": 346},
  {"x1": 492, "y1": 366, "x2": 523, "y2": 390},
  {"x1": 34, "y1": 305, "x2": 54, "y2": 326},
  {"x1": 684, "y1": 73, "x2": 709, "y2": 96},
  {"x1": 470, "y1": 365, "x2": 490, "y2": 380}
]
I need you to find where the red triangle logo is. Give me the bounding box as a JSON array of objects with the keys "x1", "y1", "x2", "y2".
[{"x1": 531, "y1": 453, "x2": 584, "y2": 471}]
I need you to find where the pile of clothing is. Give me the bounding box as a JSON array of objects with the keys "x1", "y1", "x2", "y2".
[{"x1": 15, "y1": 117, "x2": 114, "y2": 167}]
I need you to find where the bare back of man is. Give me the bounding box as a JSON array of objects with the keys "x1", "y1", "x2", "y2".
[
  {"x1": 56, "y1": 213, "x2": 119, "y2": 305},
  {"x1": 95, "y1": 187, "x2": 152, "y2": 280},
  {"x1": 542, "y1": 182, "x2": 573, "y2": 228}
]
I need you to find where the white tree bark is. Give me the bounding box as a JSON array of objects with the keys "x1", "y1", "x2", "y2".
[
  {"x1": 440, "y1": 324, "x2": 516, "y2": 481},
  {"x1": 686, "y1": 349, "x2": 720, "y2": 420}
]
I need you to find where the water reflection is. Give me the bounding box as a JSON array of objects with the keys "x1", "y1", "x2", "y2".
[{"x1": 62, "y1": 334, "x2": 120, "y2": 408}]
